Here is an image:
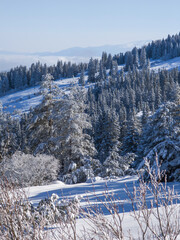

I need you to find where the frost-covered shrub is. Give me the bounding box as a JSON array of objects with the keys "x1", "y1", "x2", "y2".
[
  {"x1": 37, "y1": 194, "x2": 61, "y2": 224},
  {"x1": 62, "y1": 158, "x2": 100, "y2": 184},
  {"x1": 0, "y1": 174, "x2": 82, "y2": 240},
  {"x1": 0, "y1": 176, "x2": 46, "y2": 240},
  {"x1": 63, "y1": 165, "x2": 93, "y2": 184},
  {"x1": 37, "y1": 193, "x2": 82, "y2": 224},
  {"x1": 0, "y1": 151, "x2": 59, "y2": 187}
]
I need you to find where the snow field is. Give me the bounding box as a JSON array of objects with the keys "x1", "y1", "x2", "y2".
[{"x1": 26, "y1": 175, "x2": 180, "y2": 239}]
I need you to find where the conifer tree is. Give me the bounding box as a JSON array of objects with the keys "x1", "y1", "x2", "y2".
[
  {"x1": 79, "y1": 68, "x2": 85, "y2": 86},
  {"x1": 137, "y1": 102, "x2": 180, "y2": 181},
  {"x1": 53, "y1": 87, "x2": 96, "y2": 173}
]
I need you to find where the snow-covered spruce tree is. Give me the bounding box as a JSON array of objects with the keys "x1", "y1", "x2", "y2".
[
  {"x1": 170, "y1": 81, "x2": 180, "y2": 105},
  {"x1": 78, "y1": 68, "x2": 85, "y2": 86},
  {"x1": 124, "y1": 51, "x2": 133, "y2": 71},
  {"x1": 139, "y1": 47, "x2": 147, "y2": 68},
  {"x1": 132, "y1": 47, "x2": 139, "y2": 68},
  {"x1": 26, "y1": 79, "x2": 98, "y2": 183},
  {"x1": 97, "y1": 60, "x2": 106, "y2": 82},
  {"x1": 0, "y1": 151, "x2": 59, "y2": 187},
  {"x1": 52, "y1": 86, "x2": 97, "y2": 183},
  {"x1": 26, "y1": 73, "x2": 60, "y2": 155},
  {"x1": 121, "y1": 112, "x2": 141, "y2": 155},
  {"x1": 88, "y1": 58, "x2": 96, "y2": 83},
  {"x1": 102, "y1": 143, "x2": 135, "y2": 177},
  {"x1": 137, "y1": 101, "x2": 180, "y2": 181},
  {"x1": 95, "y1": 109, "x2": 121, "y2": 163},
  {"x1": 0, "y1": 103, "x2": 21, "y2": 160},
  {"x1": 109, "y1": 60, "x2": 118, "y2": 78}
]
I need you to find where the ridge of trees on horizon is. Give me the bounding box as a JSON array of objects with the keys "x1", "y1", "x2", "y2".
[{"x1": 1, "y1": 32, "x2": 180, "y2": 95}]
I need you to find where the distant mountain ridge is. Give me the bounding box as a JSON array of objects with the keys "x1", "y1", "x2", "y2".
[
  {"x1": 0, "y1": 40, "x2": 149, "y2": 71},
  {"x1": 32, "y1": 40, "x2": 150, "y2": 57},
  {"x1": 0, "y1": 40, "x2": 149, "y2": 58}
]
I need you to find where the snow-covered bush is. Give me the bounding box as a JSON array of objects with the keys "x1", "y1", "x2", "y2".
[
  {"x1": 90, "y1": 158, "x2": 102, "y2": 176},
  {"x1": 0, "y1": 151, "x2": 59, "y2": 187},
  {"x1": 0, "y1": 175, "x2": 47, "y2": 240},
  {"x1": 62, "y1": 158, "x2": 98, "y2": 184},
  {"x1": 37, "y1": 193, "x2": 82, "y2": 224},
  {"x1": 0, "y1": 174, "x2": 82, "y2": 240},
  {"x1": 103, "y1": 154, "x2": 124, "y2": 177}
]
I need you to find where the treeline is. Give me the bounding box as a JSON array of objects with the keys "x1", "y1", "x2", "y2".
[
  {"x1": 113, "y1": 32, "x2": 180, "y2": 70},
  {"x1": 0, "y1": 61, "x2": 88, "y2": 95},
  {"x1": 1, "y1": 32, "x2": 180, "y2": 95}
]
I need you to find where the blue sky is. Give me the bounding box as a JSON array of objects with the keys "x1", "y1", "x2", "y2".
[{"x1": 1, "y1": 0, "x2": 180, "y2": 52}]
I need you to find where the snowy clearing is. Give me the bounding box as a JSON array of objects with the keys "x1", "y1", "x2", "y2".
[
  {"x1": 25, "y1": 176, "x2": 180, "y2": 239},
  {"x1": 0, "y1": 75, "x2": 88, "y2": 115},
  {"x1": 150, "y1": 56, "x2": 180, "y2": 71}
]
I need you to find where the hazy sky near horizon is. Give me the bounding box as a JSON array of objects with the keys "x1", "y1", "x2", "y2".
[{"x1": 1, "y1": 0, "x2": 180, "y2": 53}]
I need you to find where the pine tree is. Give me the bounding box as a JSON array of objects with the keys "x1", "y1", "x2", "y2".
[
  {"x1": 122, "y1": 113, "x2": 141, "y2": 155},
  {"x1": 140, "y1": 47, "x2": 147, "y2": 68},
  {"x1": 132, "y1": 47, "x2": 139, "y2": 68},
  {"x1": 88, "y1": 58, "x2": 96, "y2": 83},
  {"x1": 106, "y1": 54, "x2": 112, "y2": 69},
  {"x1": 26, "y1": 73, "x2": 60, "y2": 155},
  {"x1": 53, "y1": 87, "x2": 97, "y2": 173},
  {"x1": 97, "y1": 60, "x2": 106, "y2": 82},
  {"x1": 95, "y1": 109, "x2": 121, "y2": 162},
  {"x1": 137, "y1": 102, "x2": 180, "y2": 181},
  {"x1": 79, "y1": 68, "x2": 85, "y2": 86},
  {"x1": 109, "y1": 60, "x2": 118, "y2": 78},
  {"x1": 0, "y1": 110, "x2": 20, "y2": 160},
  {"x1": 170, "y1": 82, "x2": 180, "y2": 105}
]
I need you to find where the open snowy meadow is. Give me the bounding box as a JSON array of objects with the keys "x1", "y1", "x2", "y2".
[{"x1": 25, "y1": 174, "x2": 180, "y2": 239}]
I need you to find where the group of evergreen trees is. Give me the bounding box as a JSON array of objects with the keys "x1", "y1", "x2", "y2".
[
  {"x1": 0, "y1": 61, "x2": 88, "y2": 95},
  {"x1": 1, "y1": 33, "x2": 180, "y2": 96},
  {"x1": 0, "y1": 65, "x2": 179, "y2": 182},
  {"x1": 86, "y1": 65, "x2": 180, "y2": 168},
  {"x1": 113, "y1": 32, "x2": 180, "y2": 70},
  {"x1": 0, "y1": 33, "x2": 180, "y2": 184}
]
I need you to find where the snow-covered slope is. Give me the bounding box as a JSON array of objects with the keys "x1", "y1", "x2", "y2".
[
  {"x1": 151, "y1": 56, "x2": 180, "y2": 71},
  {"x1": 26, "y1": 176, "x2": 180, "y2": 239},
  {"x1": 27, "y1": 176, "x2": 138, "y2": 208},
  {"x1": 0, "y1": 76, "x2": 87, "y2": 115},
  {"x1": 1, "y1": 56, "x2": 180, "y2": 116},
  {"x1": 27, "y1": 175, "x2": 180, "y2": 210}
]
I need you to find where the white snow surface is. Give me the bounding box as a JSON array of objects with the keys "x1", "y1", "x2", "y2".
[
  {"x1": 150, "y1": 56, "x2": 180, "y2": 71},
  {"x1": 0, "y1": 76, "x2": 88, "y2": 115},
  {"x1": 26, "y1": 176, "x2": 180, "y2": 239}
]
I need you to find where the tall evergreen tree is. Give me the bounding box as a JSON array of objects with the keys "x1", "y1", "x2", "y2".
[{"x1": 79, "y1": 68, "x2": 85, "y2": 86}]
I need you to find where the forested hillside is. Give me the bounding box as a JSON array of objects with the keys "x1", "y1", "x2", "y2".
[
  {"x1": 0, "y1": 33, "x2": 180, "y2": 186},
  {"x1": 1, "y1": 32, "x2": 180, "y2": 95}
]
